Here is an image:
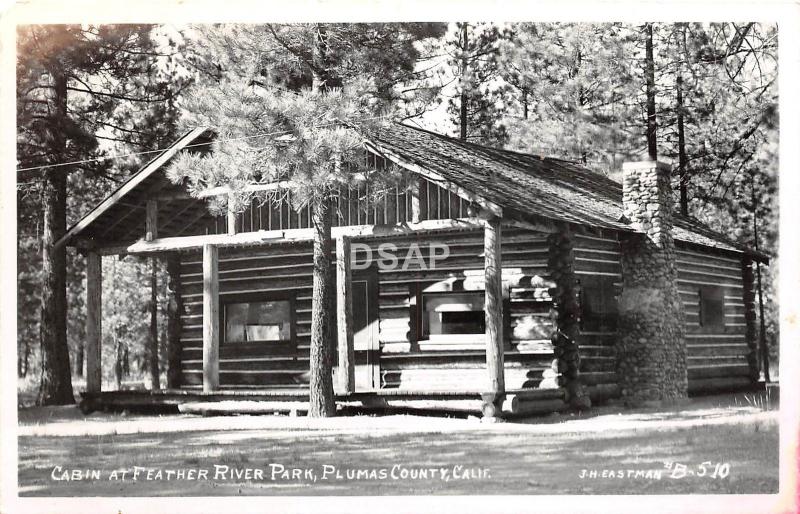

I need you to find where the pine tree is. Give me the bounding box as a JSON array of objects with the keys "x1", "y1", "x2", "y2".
[
  {"x1": 17, "y1": 24, "x2": 183, "y2": 404},
  {"x1": 170, "y1": 23, "x2": 444, "y2": 416},
  {"x1": 497, "y1": 23, "x2": 639, "y2": 171},
  {"x1": 445, "y1": 22, "x2": 508, "y2": 145}
]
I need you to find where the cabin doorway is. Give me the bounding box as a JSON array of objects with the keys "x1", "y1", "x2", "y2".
[{"x1": 352, "y1": 271, "x2": 379, "y2": 391}]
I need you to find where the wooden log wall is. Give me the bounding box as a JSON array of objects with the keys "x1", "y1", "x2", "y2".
[
  {"x1": 175, "y1": 226, "x2": 557, "y2": 391},
  {"x1": 572, "y1": 231, "x2": 622, "y2": 401},
  {"x1": 174, "y1": 224, "x2": 756, "y2": 401},
  {"x1": 178, "y1": 242, "x2": 317, "y2": 388},
  {"x1": 377, "y1": 227, "x2": 555, "y2": 392},
  {"x1": 675, "y1": 243, "x2": 756, "y2": 393},
  {"x1": 570, "y1": 233, "x2": 755, "y2": 399}
]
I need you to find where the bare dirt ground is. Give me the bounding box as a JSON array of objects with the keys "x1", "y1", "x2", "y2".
[{"x1": 17, "y1": 393, "x2": 778, "y2": 496}]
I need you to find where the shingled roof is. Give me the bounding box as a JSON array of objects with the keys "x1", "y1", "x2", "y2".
[{"x1": 370, "y1": 123, "x2": 763, "y2": 259}]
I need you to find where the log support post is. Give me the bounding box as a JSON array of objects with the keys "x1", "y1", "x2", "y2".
[
  {"x1": 227, "y1": 194, "x2": 237, "y2": 235},
  {"x1": 86, "y1": 251, "x2": 102, "y2": 393},
  {"x1": 148, "y1": 257, "x2": 160, "y2": 390},
  {"x1": 410, "y1": 178, "x2": 421, "y2": 223},
  {"x1": 741, "y1": 257, "x2": 761, "y2": 381},
  {"x1": 482, "y1": 217, "x2": 505, "y2": 419},
  {"x1": 166, "y1": 253, "x2": 183, "y2": 389},
  {"x1": 202, "y1": 244, "x2": 219, "y2": 391},
  {"x1": 336, "y1": 236, "x2": 355, "y2": 394},
  {"x1": 145, "y1": 199, "x2": 158, "y2": 241},
  {"x1": 547, "y1": 228, "x2": 590, "y2": 409}
]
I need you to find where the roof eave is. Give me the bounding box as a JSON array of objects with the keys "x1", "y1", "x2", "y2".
[{"x1": 55, "y1": 127, "x2": 210, "y2": 250}]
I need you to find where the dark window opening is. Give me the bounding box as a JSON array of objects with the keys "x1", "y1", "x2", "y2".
[
  {"x1": 699, "y1": 286, "x2": 725, "y2": 329},
  {"x1": 580, "y1": 276, "x2": 618, "y2": 333},
  {"x1": 421, "y1": 291, "x2": 485, "y2": 340},
  {"x1": 439, "y1": 311, "x2": 486, "y2": 335}
]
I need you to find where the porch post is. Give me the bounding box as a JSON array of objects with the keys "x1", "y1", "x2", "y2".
[
  {"x1": 226, "y1": 194, "x2": 237, "y2": 235},
  {"x1": 166, "y1": 253, "x2": 183, "y2": 389},
  {"x1": 336, "y1": 236, "x2": 355, "y2": 394},
  {"x1": 202, "y1": 244, "x2": 219, "y2": 391},
  {"x1": 85, "y1": 251, "x2": 102, "y2": 393},
  {"x1": 145, "y1": 199, "x2": 158, "y2": 241},
  {"x1": 410, "y1": 178, "x2": 421, "y2": 223},
  {"x1": 483, "y1": 217, "x2": 505, "y2": 418}
]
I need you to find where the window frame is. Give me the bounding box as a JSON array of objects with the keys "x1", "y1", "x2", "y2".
[
  {"x1": 420, "y1": 290, "x2": 487, "y2": 343},
  {"x1": 219, "y1": 291, "x2": 296, "y2": 347}
]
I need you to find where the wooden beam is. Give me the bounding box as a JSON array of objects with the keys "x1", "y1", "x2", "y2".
[
  {"x1": 410, "y1": 178, "x2": 421, "y2": 223},
  {"x1": 202, "y1": 244, "x2": 219, "y2": 392},
  {"x1": 336, "y1": 237, "x2": 355, "y2": 394},
  {"x1": 145, "y1": 199, "x2": 158, "y2": 241},
  {"x1": 166, "y1": 253, "x2": 182, "y2": 389},
  {"x1": 503, "y1": 218, "x2": 559, "y2": 235},
  {"x1": 86, "y1": 251, "x2": 102, "y2": 394},
  {"x1": 95, "y1": 218, "x2": 485, "y2": 256},
  {"x1": 197, "y1": 181, "x2": 292, "y2": 198},
  {"x1": 147, "y1": 256, "x2": 160, "y2": 389},
  {"x1": 227, "y1": 194, "x2": 237, "y2": 235},
  {"x1": 482, "y1": 217, "x2": 505, "y2": 418}
]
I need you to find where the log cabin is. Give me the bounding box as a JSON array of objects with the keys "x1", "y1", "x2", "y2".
[{"x1": 58, "y1": 123, "x2": 769, "y2": 418}]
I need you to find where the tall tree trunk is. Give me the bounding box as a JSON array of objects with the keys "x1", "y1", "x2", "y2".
[
  {"x1": 644, "y1": 23, "x2": 658, "y2": 161},
  {"x1": 676, "y1": 69, "x2": 688, "y2": 215},
  {"x1": 677, "y1": 25, "x2": 689, "y2": 216},
  {"x1": 308, "y1": 196, "x2": 335, "y2": 417},
  {"x1": 37, "y1": 65, "x2": 74, "y2": 406},
  {"x1": 459, "y1": 23, "x2": 469, "y2": 141},
  {"x1": 305, "y1": 23, "x2": 338, "y2": 417},
  {"x1": 751, "y1": 176, "x2": 771, "y2": 382},
  {"x1": 148, "y1": 258, "x2": 160, "y2": 389}
]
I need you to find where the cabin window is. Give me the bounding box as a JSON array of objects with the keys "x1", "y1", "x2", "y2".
[
  {"x1": 422, "y1": 292, "x2": 486, "y2": 341},
  {"x1": 580, "y1": 276, "x2": 618, "y2": 333},
  {"x1": 222, "y1": 296, "x2": 293, "y2": 344},
  {"x1": 699, "y1": 286, "x2": 725, "y2": 329}
]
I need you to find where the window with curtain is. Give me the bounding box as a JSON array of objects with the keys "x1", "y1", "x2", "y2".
[{"x1": 223, "y1": 298, "x2": 293, "y2": 344}]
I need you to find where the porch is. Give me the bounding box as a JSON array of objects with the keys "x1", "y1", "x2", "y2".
[{"x1": 78, "y1": 387, "x2": 570, "y2": 418}]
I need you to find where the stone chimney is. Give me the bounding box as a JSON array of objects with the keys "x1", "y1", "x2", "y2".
[{"x1": 616, "y1": 161, "x2": 687, "y2": 406}]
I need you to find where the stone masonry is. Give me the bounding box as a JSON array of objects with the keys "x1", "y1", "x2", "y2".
[{"x1": 616, "y1": 161, "x2": 688, "y2": 406}]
